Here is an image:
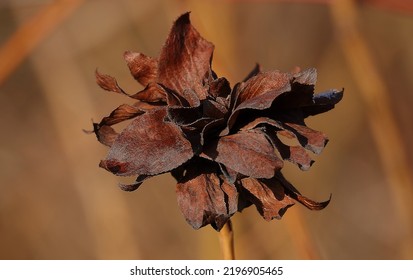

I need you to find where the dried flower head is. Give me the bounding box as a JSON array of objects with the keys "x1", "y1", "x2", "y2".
[{"x1": 91, "y1": 13, "x2": 343, "y2": 231}]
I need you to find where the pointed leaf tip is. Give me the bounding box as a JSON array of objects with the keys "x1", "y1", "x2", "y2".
[
  {"x1": 95, "y1": 69, "x2": 126, "y2": 94},
  {"x1": 158, "y1": 11, "x2": 214, "y2": 101},
  {"x1": 293, "y1": 68, "x2": 317, "y2": 85},
  {"x1": 313, "y1": 89, "x2": 344, "y2": 105},
  {"x1": 295, "y1": 193, "x2": 332, "y2": 210},
  {"x1": 175, "y1": 12, "x2": 191, "y2": 25}
]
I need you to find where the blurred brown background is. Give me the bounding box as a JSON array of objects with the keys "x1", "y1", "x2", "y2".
[{"x1": 1, "y1": 0, "x2": 413, "y2": 259}]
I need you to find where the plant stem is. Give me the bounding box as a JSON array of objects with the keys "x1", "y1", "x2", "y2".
[
  {"x1": 330, "y1": 0, "x2": 413, "y2": 258},
  {"x1": 219, "y1": 219, "x2": 235, "y2": 260},
  {"x1": 284, "y1": 208, "x2": 320, "y2": 259},
  {"x1": 0, "y1": 0, "x2": 84, "y2": 86}
]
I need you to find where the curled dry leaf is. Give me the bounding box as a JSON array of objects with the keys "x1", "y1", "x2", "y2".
[
  {"x1": 89, "y1": 12, "x2": 343, "y2": 231},
  {"x1": 175, "y1": 160, "x2": 238, "y2": 230}
]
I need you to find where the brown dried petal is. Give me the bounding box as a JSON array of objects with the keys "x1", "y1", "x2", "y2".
[
  {"x1": 157, "y1": 12, "x2": 214, "y2": 100},
  {"x1": 239, "y1": 117, "x2": 284, "y2": 131},
  {"x1": 118, "y1": 175, "x2": 150, "y2": 192},
  {"x1": 165, "y1": 88, "x2": 185, "y2": 106},
  {"x1": 284, "y1": 123, "x2": 328, "y2": 154},
  {"x1": 272, "y1": 85, "x2": 342, "y2": 119},
  {"x1": 279, "y1": 68, "x2": 342, "y2": 118},
  {"x1": 202, "y1": 130, "x2": 283, "y2": 179},
  {"x1": 176, "y1": 169, "x2": 235, "y2": 230},
  {"x1": 124, "y1": 51, "x2": 158, "y2": 86},
  {"x1": 276, "y1": 171, "x2": 331, "y2": 210},
  {"x1": 93, "y1": 104, "x2": 145, "y2": 147},
  {"x1": 239, "y1": 118, "x2": 314, "y2": 170},
  {"x1": 220, "y1": 180, "x2": 238, "y2": 216},
  {"x1": 167, "y1": 106, "x2": 202, "y2": 126},
  {"x1": 241, "y1": 177, "x2": 295, "y2": 220},
  {"x1": 93, "y1": 124, "x2": 118, "y2": 147},
  {"x1": 268, "y1": 68, "x2": 316, "y2": 112},
  {"x1": 293, "y1": 67, "x2": 317, "y2": 85},
  {"x1": 99, "y1": 104, "x2": 145, "y2": 127},
  {"x1": 239, "y1": 116, "x2": 326, "y2": 157},
  {"x1": 225, "y1": 71, "x2": 292, "y2": 133},
  {"x1": 95, "y1": 70, "x2": 126, "y2": 94},
  {"x1": 100, "y1": 108, "x2": 194, "y2": 176},
  {"x1": 208, "y1": 77, "x2": 231, "y2": 98},
  {"x1": 218, "y1": 163, "x2": 239, "y2": 184},
  {"x1": 129, "y1": 83, "x2": 167, "y2": 103},
  {"x1": 302, "y1": 89, "x2": 344, "y2": 117},
  {"x1": 234, "y1": 87, "x2": 291, "y2": 113},
  {"x1": 313, "y1": 89, "x2": 343, "y2": 105},
  {"x1": 264, "y1": 128, "x2": 314, "y2": 171},
  {"x1": 131, "y1": 100, "x2": 165, "y2": 111},
  {"x1": 202, "y1": 99, "x2": 228, "y2": 119},
  {"x1": 228, "y1": 82, "x2": 242, "y2": 113},
  {"x1": 294, "y1": 193, "x2": 331, "y2": 210},
  {"x1": 275, "y1": 139, "x2": 313, "y2": 170},
  {"x1": 200, "y1": 118, "x2": 225, "y2": 146},
  {"x1": 179, "y1": 89, "x2": 201, "y2": 107},
  {"x1": 234, "y1": 71, "x2": 291, "y2": 108}
]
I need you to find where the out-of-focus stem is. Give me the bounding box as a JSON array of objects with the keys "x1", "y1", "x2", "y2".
[
  {"x1": 330, "y1": 0, "x2": 413, "y2": 258},
  {"x1": 219, "y1": 219, "x2": 235, "y2": 260},
  {"x1": 0, "y1": 0, "x2": 84, "y2": 86},
  {"x1": 284, "y1": 208, "x2": 321, "y2": 259}
]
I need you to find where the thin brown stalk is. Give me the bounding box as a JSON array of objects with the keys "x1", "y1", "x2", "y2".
[
  {"x1": 330, "y1": 0, "x2": 413, "y2": 258},
  {"x1": 31, "y1": 29, "x2": 142, "y2": 259},
  {"x1": 284, "y1": 208, "x2": 321, "y2": 259},
  {"x1": 219, "y1": 219, "x2": 235, "y2": 260},
  {"x1": 0, "y1": 0, "x2": 84, "y2": 86}
]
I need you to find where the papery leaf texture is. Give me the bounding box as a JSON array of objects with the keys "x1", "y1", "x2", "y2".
[{"x1": 90, "y1": 12, "x2": 343, "y2": 231}]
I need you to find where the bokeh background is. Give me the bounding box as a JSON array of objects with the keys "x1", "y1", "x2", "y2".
[{"x1": 1, "y1": 0, "x2": 413, "y2": 259}]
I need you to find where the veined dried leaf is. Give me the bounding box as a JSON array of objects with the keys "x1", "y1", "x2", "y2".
[
  {"x1": 124, "y1": 51, "x2": 158, "y2": 86},
  {"x1": 225, "y1": 71, "x2": 292, "y2": 133},
  {"x1": 157, "y1": 12, "x2": 214, "y2": 101},
  {"x1": 93, "y1": 124, "x2": 118, "y2": 147},
  {"x1": 202, "y1": 130, "x2": 283, "y2": 179},
  {"x1": 234, "y1": 71, "x2": 291, "y2": 108},
  {"x1": 263, "y1": 128, "x2": 314, "y2": 170},
  {"x1": 129, "y1": 83, "x2": 167, "y2": 103},
  {"x1": 98, "y1": 104, "x2": 144, "y2": 127},
  {"x1": 293, "y1": 67, "x2": 317, "y2": 85},
  {"x1": 93, "y1": 104, "x2": 145, "y2": 147},
  {"x1": 95, "y1": 70, "x2": 126, "y2": 94},
  {"x1": 176, "y1": 165, "x2": 235, "y2": 230},
  {"x1": 100, "y1": 108, "x2": 194, "y2": 176},
  {"x1": 208, "y1": 77, "x2": 231, "y2": 98},
  {"x1": 241, "y1": 177, "x2": 295, "y2": 220},
  {"x1": 284, "y1": 123, "x2": 328, "y2": 154}
]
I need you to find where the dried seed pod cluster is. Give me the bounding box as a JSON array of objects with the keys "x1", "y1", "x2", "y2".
[{"x1": 92, "y1": 13, "x2": 343, "y2": 230}]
